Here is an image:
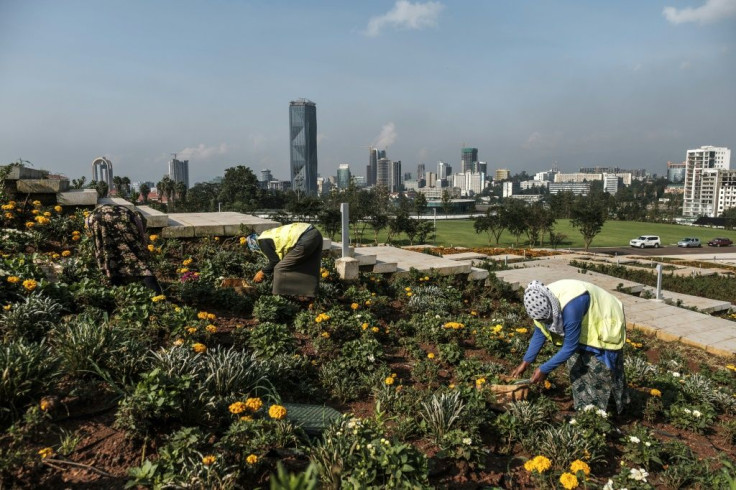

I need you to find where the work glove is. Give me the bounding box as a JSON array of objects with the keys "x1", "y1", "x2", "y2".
[{"x1": 253, "y1": 270, "x2": 266, "y2": 283}]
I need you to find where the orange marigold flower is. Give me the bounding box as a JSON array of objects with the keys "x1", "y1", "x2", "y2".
[
  {"x1": 202, "y1": 455, "x2": 216, "y2": 465},
  {"x1": 560, "y1": 472, "x2": 579, "y2": 489},
  {"x1": 22, "y1": 279, "x2": 37, "y2": 292},
  {"x1": 351, "y1": 302, "x2": 359, "y2": 310},
  {"x1": 385, "y1": 376, "x2": 395, "y2": 385},
  {"x1": 570, "y1": 459, "x2": 590, "y2": 476},
  {"x1": 245, "y1": 397, "x2": 263, "y2": 412},
  {"x1": 268, "y1": 404, "x2": 287, "y2": 420},
  {"x1": 38, "y1": 447, "x2": 54, "y2": 459},
  {"x1": 206, "y1": 324, "x2": 217, "y2": 333},
  {"x1": 427, "y1": 352, "x2": 435, "y2": 359},
  {"x1": 246, "y1": 454, "x2": 258, "y2": 465},
  {"x1": 229, "y1": 401, "x2": 247, "y2": 414},
  {"x1": 192, "y1": 343, "x2": 207, "y2": 354},
  {"x1": 6, "y1": 276, "x2": 20, "y2": 284},
  {"x1": 650, "y1": 388, "x2": 662, "y2": 397},
  {"x1": 61, "y1": 250, "x2": 71, "y2": 257}
]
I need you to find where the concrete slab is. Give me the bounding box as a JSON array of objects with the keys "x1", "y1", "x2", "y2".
[
  {"x1": 443, "y1": 252, "x2": 490, "y2": 262},
  {"x1": 56, "y1": 189, "x2": 98, "y2": 206},
  {"x1": 136, "y1": 205, "x2": 169, "y2": 228},
  {"x1": 160, "y1": 213, "x2": 280, "y2": 238},
  {"x1": 468, "y1": 267, "x2": 490, "y2": 281},
  {"x1": 5, "y1": 167, "x2": 47, "y2": 180},
  {"x1": 372, "y1": 261, "x2": 398, "y2": 273},
  {"x1": 17, "y1": 179, "x2": 69, "y2": 193},
  {"x1": 356, "y1": 246, "x2": 472, "y2": 276},
  {"x1": 353, "y1": 253, "x2": 377, "y2": 266},
  {"x1": 97, "y1": 197, "x2": 135, "y2": 210}
]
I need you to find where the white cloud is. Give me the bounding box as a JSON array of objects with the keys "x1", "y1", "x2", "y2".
[
  {"x1": 176, "y1": 143, "x2": 228, "y2": 161},
  {"x1": 365, "y1": 1, "x2": 444, "y2": 37},
  {"x1": 522, "y1": 131, "x2": 563, "y2": 151},
  {"x1": 373, "y1": 122, "x2": 397, "y2": 149},
  {"x1": 663, "y1": 0, "x2": 736, "y2": 25}
]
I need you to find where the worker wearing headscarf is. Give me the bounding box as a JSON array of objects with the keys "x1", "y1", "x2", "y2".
[
  {"x1": 512, "y1": 279, "x2": 629, "y2": 413},
  {"x1": 246, "y1": 223, "x2": 323, "y2": 298}
]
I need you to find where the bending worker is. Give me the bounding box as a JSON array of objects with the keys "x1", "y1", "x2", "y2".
[
  {"x1": 511, "y1": 279, "x2": 628, "y2": 414},
  {"x1": 85, "y1": 204, "x2": 162, "y2": 294},
  {"x1": 246, "y1": 223, "x2": 323, "y2": 298}
]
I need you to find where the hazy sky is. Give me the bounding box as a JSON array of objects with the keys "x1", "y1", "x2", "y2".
[{"x1": 1, "y1": 0, "x2": 735, "y2": 185}]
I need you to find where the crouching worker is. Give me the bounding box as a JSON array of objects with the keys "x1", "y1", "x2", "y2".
[
  {"x1": 85, "y1": 204, "x2": 162, "y2": 294},
  {"x1": 511, "y1": 279, "x2": 629, "y2": 414},
  {"x1": 246, "y1": 223, "x2": 323, "y2": 298}
]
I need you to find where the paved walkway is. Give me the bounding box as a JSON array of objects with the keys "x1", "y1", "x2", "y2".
[{"x1": 492, "y1": 255, "x2": 736, "y2": 357}]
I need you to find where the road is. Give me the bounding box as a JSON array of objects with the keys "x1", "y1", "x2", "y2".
[{"x1": 582, "y1": 246, "x2": 735, "y2": 257}]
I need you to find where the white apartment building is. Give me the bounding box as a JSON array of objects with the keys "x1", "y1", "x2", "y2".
[
  {"x1": 520, "y1": 180, "x2": 549, "y2": 190},
  {"x1": 555, "y1": 172, "x2": 632, "y2": 186},
  {"x1": 682, "y1": 146, "x2": 732, "y2": 217},
  {"x1": 603, "y1": 174, "x2": 619, "y2": 194},
  {"x1": 452, "y1": 172, "x2": 486, "y2": 196}
]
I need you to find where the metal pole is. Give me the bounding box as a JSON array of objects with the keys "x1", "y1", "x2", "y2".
[
  {"x1": 655, "y1": 264, "x2": 663, "y2": 300},
  {"x1": 340, "y1": 202, "x2": 349, "y2": 258},
  {"x1": 433, "y1": 208, "x2": 437, "y2": 245}
]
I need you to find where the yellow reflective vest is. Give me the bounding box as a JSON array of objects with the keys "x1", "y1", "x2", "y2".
[
  {"x1": 258, "y1": 223, "x2": 312, "y2": 260},
  {"x1": 532, "y1": 279, "x2": 626, "y2": 350}
]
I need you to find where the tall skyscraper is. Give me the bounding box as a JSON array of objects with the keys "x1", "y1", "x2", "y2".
[
  {"x1": 368, "y1": 147, "x2": 378, "y2": 186},
  {"x1": 169, "y1": 157, "x2": 189, "y2": 188},
  {"x1": 376, "y1": 157, "x2": 391, "y2": 188},
  {"x1": 337, "y1": 163, "x2": 351, "y2": 189},
  {"x1": 417, "y1": 163, "x2": 425, "y2": 180},
  {"x1": 461, "y1": 148, "x2": 478, "y2": 174},
  {"x1": 390, "y1": 160, "x2": 402, "y2": 192},
  {"x1": 289, "y1": 99, "x2": 318, "y2": 195},
  {"x1": 92, "y1": 156, "x2": 113, "y2": 189}
]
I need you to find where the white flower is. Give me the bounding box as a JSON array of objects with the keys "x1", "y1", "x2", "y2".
[
  {"x1": 629, "y1": 467, "x2": 649, "y2": 482},
  {"x1": 569, "y1": 418, "x2": 578, "y2": 425},
  {"x1": 367, "y1": 354, "x2": 375, "y2": 362},
  {"x1": 645, "y1": 441, "x2": 651, "y2": 447},
  {"x1": 583, "y1": 404, "x2": 596, "y2": 412},
  {"x1": 683, "y1": 408, "x2": 692, "y2": 414},
  {"x1": 462, "y1": 437, "x2": 472, "y2": 445},
  {"x1": 602, "y1": 480, "x2": 614, "y2": 490},
  {"x1": 628, "y1": 436, "x2": 640, "y2": 444},
  {"x1": 597, "y1": 409, "x2": 608, "y2": 418},
  {"x1": 692, "y1": 410, "x2": 702, "y2": 418},
  {"x1": 672, "y1": 372, "x2": 681, "y2": 378}
]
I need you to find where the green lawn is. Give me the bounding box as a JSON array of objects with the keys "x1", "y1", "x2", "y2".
[{"x1": 327, "y1": 219, "x2": 736, "y2": 249}]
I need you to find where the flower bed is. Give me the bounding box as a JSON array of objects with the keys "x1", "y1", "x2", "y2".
[{"x1": 1, "y1": 204, "x2": 735, "y2": 488}]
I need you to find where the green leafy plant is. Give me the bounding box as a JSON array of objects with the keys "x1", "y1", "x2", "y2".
[
  {"x1": 252, "y1": 295, "x2": 299, "y2": 323},
  {"x1": 0, "y1": 294, "x2": 64, "y2": 342},
  {"x1": 420, "y1": 391, "x2": 465, "y2": 444},
  {"x1": 0, "y1": 339, "x2": 58, "y2": 420}
]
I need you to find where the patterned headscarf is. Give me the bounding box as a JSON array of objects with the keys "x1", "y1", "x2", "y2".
[
  {"x1": 524, "y1": 280, "x2": 564, "y2": 336},
  {"x1": 246, "y1": 233, "x2": 260, "y2": 252}
]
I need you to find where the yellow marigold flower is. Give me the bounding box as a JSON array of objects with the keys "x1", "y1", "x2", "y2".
[
  {"x1": 650, "y1": 388, "x2": 662, "y2": 397},
  {"x1": 173, "y1": 338, "x2": 185, "y2": 346},
  {"x1": 22, "y1": 279, "x2": 37, "y2": 292},
  {"x1": 149, "y1": 234, "x2": 158, "y2": 242},
  {"x1": 268, "y1": 404, "x2": 287, "y2": 420},
  {"x1": 362, "y1": 322, "x2": 369, "y2": 330},
  {"x1": 427, "y1": 352, "x2": 435, "y2": 359},
  {"x1": 31, "y1": 209, "x2": 39, "y2": 216},
  {"x1": 61, "y1": 250, "x2": 71, "y2": 257},
  {"x1": 404, "y1": 287, "x2": 411, "y2": 292},
  {"x1": 725, "y1": 364, "x2": 736, "y2": 372},
  {"x1": 179, "y1": 267, "x2": 189, "y2": 274},
  {"x1": 385, "y1": 376, "x2": 395, "y2": 385},
  {"x1": 202, "y1": 455, "x2": 216, "y2": 466},
  {"x1": 406, "y1": 292, "x2": 413, "y2": 297},
  {"x1": 321, "y1": 331, "x2": 330, "y2": 338},
  {"x1": 351, "y1": 302, "x2": 359, "y2": 310},
  {"x1": 524, "y1": 455, "x2": 552, "y2": 473},
  {"x1": 321, "y1": 271, "x2": 329, "y2": 278},
  {"x1": 560, "y1": 472, "x2": 579, "y2": 489},
  {"x1": 2, "y1": 305, "x2": 10, "y2": 311},
  {"x1": 207, "y1": 313, "x2": 216, "y2": 320},
  {"x1": 229, "y1": 401, "x2": 247, "y2": 414},
  {"x1": 515, "y1": 328, "x2": 528, "y2": 334},
  {"x1": 570, "y1": 459, "x2": 590, "y2": 476},
  {"x1": 38, "y1": 447, "x2": 54, "y2": 459},
  {"x1": 43, "y1": 211, "x2": 51, "y2": 217},
  {"x1": 197, "y1": 311, "x2": 208, "y2": 319},
  {"x1": 3, "y1": 212, "x2": 13, "y2": 219},
  {"x1": 371, "y1": 327, "x2": 380, "y2": 333},
  {"x1": 476, "y1": 377, "x2": 486, "y2": 387},
  {"x1": 240, "y1": 415, "x2": 253, "y2": 421},
  {"x1": 424, "y1": 276, "x2": 429, "y2": 281},
  {"x1": 32, "y1": 200, "x2": 42, "y2": 207},
  {"x1": 192, "y1": 343, "x2": 207, "y2": 354},
  {"x1": 147, "y1": 244, "x2": 155, "y2": 252},
  {"x1": 151, "y1": 295, "x2": 166, "y2": 302},
  {"x1": 206, "y1": 324, "x2": 217, "y2": 334},
  {"x1": 7, "y1": 276, "x2": 20, "y2": 284},
  {"x1": 246, "y1": 454, "x2": 258, "y2": 465},
  {"x1": 365, "y1": 300, "x2": 371, "y2": 306},
  {"x1": 449, "y1": 383, "x2": 456, "y2": 389},
  {"x1": 175, "y1": 307, "x2": 181, "y2": 312},
  {"x1": 492, "y1": 324, "x2": 503, "y2": 333},
  {"x1": 214, "y1": 236, "x2": 220, "y2": 241},
  {"x1": 182, "y1": 258, "x2": 193, "y2": 266},
  {"x1": 186, "y1": 326, "x2": 198, "y2": 334},
  {"x1": 239, "y1": 236, "x2": 247, "y2": 245},
  {"x1": 245, "y1": 397, "x2": 263, "y2": 412},
  {"x1": 25, "y1": 221, "x2": 35, "y2": 228},
  {"x1": 39, "y1": 399, "x2": 51, "y2": 411},
  {"x1": 471, "y1": 310, "x2": 477, "y2": 316},
  {"x1": 54, "y1": 205, "x2": 62, "y2": 212}
]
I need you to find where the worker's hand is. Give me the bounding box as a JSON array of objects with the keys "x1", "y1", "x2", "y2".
[
  {"x1": 530, "y1": 368, "x2": 548, "y2": 385},
  {"x1": 511, "y1": 361, "x2": 530, "y2": 379},
  {"x1": 253, "y1": 270, "x2": 266, "y2": 283}
]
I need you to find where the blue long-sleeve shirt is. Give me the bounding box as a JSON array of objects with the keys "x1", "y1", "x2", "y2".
[{"x1": 522, "y1": 292, "x2": 620, "y2": 374}]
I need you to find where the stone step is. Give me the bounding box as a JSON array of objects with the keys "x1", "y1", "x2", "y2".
[
  {"x1": 468, "y1": 267, "x2": 489, "y2": 281},
  {"x1": 353, "y1": 253, "x2": 377, "y2": 266},
  {"x1": 443, "y1": 252, "x2": 490, "y2": 262},
  {"x1": 5, "y1": 167, "x2": 48, "y2": 180},
  {"x1": 17, "y1": 179, "x2": 69, "y2": 193},
  {"x1": 638, "y1": 286, "x2": 732, "y2": 313},
  {"x1": 372, "y1": 261, "x2": 398, "y2": 273},
  {"x1": 136, "y1": 205, "x2": 169, "y2": 228},
  {"x1": 161, "y1": 212, "x2": 280, "y2": 238},
  {"x1": 98, "y1": 197, "x2": 135, "y2": 209},
  {"x1": 56, "y1": 189, "x2": 98, "y2": 206}
]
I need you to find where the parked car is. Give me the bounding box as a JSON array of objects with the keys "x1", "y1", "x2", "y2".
[
  {"x1": 707, "y1": 237, "x2": 733, "y2": 247},
  {"x1": 677, "y1": 237, "x2": 701, "y2": 248},
  {"x1": 629, "y1": 235, "x2": 661, "y2": 248}
]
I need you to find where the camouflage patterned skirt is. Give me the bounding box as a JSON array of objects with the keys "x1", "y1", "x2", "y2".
[{"x1": 566, "y1": 350, "x2": 628, "y2": 414}]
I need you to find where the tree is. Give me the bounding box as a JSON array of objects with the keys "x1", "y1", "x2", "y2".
[
  {"x1": 175, "y1": 181, "x2": 188, "y2": 204},
  {"x1": 570, "y1": 194, "x2": 608, "y2": 251},
  {"x1": 218, "y1": 165, "x2": 262, "y2": 212},
  {"x1": 71, "y1": 176, "x2": 87, "y2": 189},
  {"x1": 121, "y1": 176, "x2": 131, "y2": 197},
  {"x1": 414, "y1": 193, "x2": 428, "y2": 218},
  {"x1": 317, "y1": 207, "x2": 342, "y2": 240},
  {"x1": 112, "y1": 176, "x2": 123, "y2": 196},
  {"x1": 416, "y1": 221, "x2": 434, "y2": 244},
  {"x1": 502, "y1": 200, "x2": 528, "y2": 247},
  {"x1": 139, "y1": 183, "x2": 151, "y2": 204},
  {"x1": 184, "y1": 182, "x2": 221, "y2": 212},
  {"x1": 441, "y1": 190, "x2": 452, "y2": 218},
  {"x1": 721, "y1": 207, "x2": 736, "y2": 230},
  {"x1": 524, "y1": 202, "x2": 555, "y2": 246},
  {"x1": 473, "y1": 207, "x2": 506, "y2": 245}
]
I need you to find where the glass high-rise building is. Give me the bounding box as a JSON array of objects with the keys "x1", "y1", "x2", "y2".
[
  {"x1": 337, "y1": 164, "x2": 351, "y2": 189},
  {"x1": 168, "y1": 158, "x2": 189, "y2": 188},
  {"x1": 289, "y1": 99, "x2": 318, "y2": 195},
  {"x1": 462, "y1": 147, "x2": 478, "y2": 174}
]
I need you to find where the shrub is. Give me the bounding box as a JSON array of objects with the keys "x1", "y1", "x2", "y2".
[
  {"x1": 245, "y1": 322, "x2": 296, "y2": 359},
  {"x1": 252, "y1": 296, "x2": 298, "y2": 324},
  {"x1": 0, "y1": 294, "x2": 64, "y2": 342},
  {"x1": 0, "y1": 340, "x2": 58, "y2": 420}
]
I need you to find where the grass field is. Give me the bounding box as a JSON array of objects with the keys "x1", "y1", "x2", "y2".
[{"x1": 334, "y1": 219, "x2": 736, "y2": 249}]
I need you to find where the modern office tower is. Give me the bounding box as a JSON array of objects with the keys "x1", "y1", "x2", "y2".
[
  {"x1": 390, "y1": 160, "x2": 402, "y2": 192},
  {"x1": 289, "y1": 98, "x2": 318, "y2": 195},
  {"x1": 337, "y1": 163, "x2": 351, "y2": 190},
  {"x1": 667, "y1": 162, "x2": 686, "y2": 183},
  {"x1": 377, "y1": 149, "x2": 386, "y2": 159},
  {"x1": 353, "y1": 175, "x2": 367, "y2": 187},
  {"x1": 376, "y1": 157, "x2": 391, "y2": 188},
  {"x1": 461, "y1": 147, "x2": 478, "y2": 174},
  {"x1": 368, "y1": 147, "x2": 378, "y2": 186},
  {"x1": 683, "y1": 146, "x2": 732, "y2": 217},
  {"x1": 495, "y1": 169, "x2": 510, "y2": 181},
  {"x1": 261, "y1": 169, "x2": 273, "y2": 183},
  {"x1": 417, "y1": 163, "x2": 425, "y2": 180},
  {"x1": 549, "y1": 182, "x2": 591, "y2": 195},
  {"x1": 169, "y1": 157, "x2": 190, "y2": 188},
  {"x1": 91, "y1": 156, "x2": 113, "y2": 189},
  {"x1": 403, "y1": 172, "x2": 412, "y2": 182},
  {"x1": 476, "y1": 161, "x2": 487, "y2": 175},
  {"x1": 426, "y1": 171, "x2": 437, "y2": 188},
  {"x1": 437, "y1": 161, "x2": 450, "y2": 180}
]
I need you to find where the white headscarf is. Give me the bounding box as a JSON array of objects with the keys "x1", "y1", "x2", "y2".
[{"x1": 524, "y1": 280, "x2": 564, "y2": 336}]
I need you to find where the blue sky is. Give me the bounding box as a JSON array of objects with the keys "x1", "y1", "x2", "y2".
[{"x1": 1, "y1": 0, "x2": 734, "y2": 185}]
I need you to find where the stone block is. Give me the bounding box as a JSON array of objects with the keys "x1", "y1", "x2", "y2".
[
  {"x1": 56, "y1": 189, "x2": 99, "y2": 206},
  {"x1": 336, "y1": 257, "x2": 360, "y2": 281},
  {"x1": 5, "y1": 166, "x2": 47, "y2": 180},
  {"x1": 372, "y1": 261, "x2": 398, "y2": 274},
  {"x1": 468, "y1": 267, "x2": 489, "y2": 281},
  {"x1": 97, "y1": 197, "x2": 135, "y2": 210},
  {"x1": 354, "y1": 254, "x2": 377, "y2": 266},
  {"x1": 17, "y1": 179, "x2": 69, "y2": 193},
  {"x1": 136, "y1": 205, "x2": 169, "y2": 228}
]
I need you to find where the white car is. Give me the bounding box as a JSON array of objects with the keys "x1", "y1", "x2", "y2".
[
  {"x1": 677, "y1": 237, "x2": 701, "y2": 248},
  {"x1": 629, "y1": 235, "x2": 661, "y2": 248}
]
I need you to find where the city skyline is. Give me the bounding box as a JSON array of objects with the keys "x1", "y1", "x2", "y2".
[{"x1": 1, "y1": 1, "x2": 734, "y2": 185}]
